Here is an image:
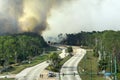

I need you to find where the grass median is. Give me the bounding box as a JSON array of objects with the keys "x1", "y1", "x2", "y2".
[
  {"x1": 47, "y1": 55, "x2": 72, "y2": 72},
  {"x1": 1, "y1": 54, "x2": 49, "y2": 75},
  {"x1": 78, "y1": 50, "x2": 105, "y2": 80},
  {"x1": 0, "y1": 78, "x2": 14, "y2": 80}
]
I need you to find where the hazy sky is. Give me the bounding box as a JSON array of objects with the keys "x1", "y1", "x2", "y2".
[
  {"x1": 0, "y1": 0, "x2": 120, "y2": 38},
  {"x1": 43, "y1": 0, "x2": 120, "y2": 38}
]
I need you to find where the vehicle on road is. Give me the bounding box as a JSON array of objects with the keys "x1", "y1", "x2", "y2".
[{"x1": 48, "y1": 72, "x2": 56, "y2": 77}]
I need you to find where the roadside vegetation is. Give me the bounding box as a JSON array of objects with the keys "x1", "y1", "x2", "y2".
[
  {"x1": 10, "y1": 54, "x2": 49, "y2": 74},
  {"x1": 47, "y1": 47, "x2": 73, "y2": 72},
  {"x1": 47, "y1": 53, "x2": 71, "y2": 72},
  {"x1": 0, "y1": 78, "x2": 14, "y2": 80},
  {"x1": 47, "y1": 52, "x2": 61, "y2": 72},
  {"x1": 78, "y1": 50, "x2": 105, "y2": 80},
  {"x1": 61, "y1": 30, "x2": 120, "y2": 79},
  {"x1": 0, "y1": 51, "x2": 49, "y2": 75},
  {"x1": 0, "y1": 32, "x2": 56, "y2": 74},
  {"x1": 67, "y1": 46, "x2": 73, "y2": 56}
]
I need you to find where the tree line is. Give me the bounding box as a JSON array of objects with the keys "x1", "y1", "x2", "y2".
[
  {"x1": 61, "y1": 30, "x2": 120, "y2": 74},
  {"x1": 0, "y1": 32, "x2": 48, "y2": 68}
]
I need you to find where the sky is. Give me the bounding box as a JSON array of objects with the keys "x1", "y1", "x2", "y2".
[
  {"x1": 43, "y1": 0, "x2": 120, "y2": 38},
  {"x1": 0, "y1": 0, "x2": 120, "y2": 39}
]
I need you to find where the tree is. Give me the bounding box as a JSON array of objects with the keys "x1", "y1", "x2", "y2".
[
  {"x1": 49, "y1": 52, "x2": 61, "y2": 71},
  {"x1": 0, "y1": 32, "x2": 48, "y2": 66},
  {"x1": 67, "y1": 46, "x2": 73, "y2": 56}
]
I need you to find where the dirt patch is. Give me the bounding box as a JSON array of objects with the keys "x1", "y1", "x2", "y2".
[{"x1": 38, "y1": 70, "x2": 57, "y2": 80}]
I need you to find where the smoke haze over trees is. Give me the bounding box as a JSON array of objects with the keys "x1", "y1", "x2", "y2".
[{"x1": 0, "y1": 0, "x2": 120, "y2": 37}]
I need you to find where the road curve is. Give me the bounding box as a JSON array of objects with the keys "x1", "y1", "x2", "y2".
[
  {"x1": 15, "y1": 61, "x2": 49, "y2": 80},
  {"x1": 15, "y1": 48, "x2": 66, "y2": 80},
  {"x1": 60, "y1": 48, "x2": 86, "y2": 80}
]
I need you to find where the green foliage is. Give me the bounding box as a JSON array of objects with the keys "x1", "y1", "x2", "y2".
[
  {"x1": 117, "y1": 73, "x2": 120, "y2": 80},
  {"x1": 59, "y1": 55, "x2": 71, "y2": 66},
  {"x1": 93, "y1": 46, "x2": 99, "y2": 57},
  {"x1": 63, "y1": 30, "x2": 120, "y2": 78},
  {"x1": 63, "y1": 31, "x2": 96, "y2": 47},
  {"x1": 98, "y1": 59, "x2": 108, "y2": 71},
  {"x1": 78, "y1": 51, "x2": 105, "y2": 80},
  {"x1": 47, "y1": 54, "x2": 71, "y2": 72},
  {"x1": 48, "y1": 52, "x2": 61, "y2": 72},
  {"x1": 63, "y1": 30, "x2": 120, "y2": 60},
  {"x1": 67, "y1": 46, "x2": 73, "y2": 56},
  {"x1": 0, "y1": 78, "x2": 15, "y2": 80},
  {"x1": 67, "y1": 46, "x2": 73, "y2": 53},
  {"x1": 11, "y1": 54, "x2": 48, "y2": 74},
  {"x1": 0, "y1": 32, "x2": 48, "y2": 68}
]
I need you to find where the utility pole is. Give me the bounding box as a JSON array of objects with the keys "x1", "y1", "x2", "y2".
[
  {"x1": 114, "y1": 56, "x2": 117, "y2": 80},
  {"x1": 111, "y1": 53, "x2": 113, "y2": 73},
  {"x1": 91, "y1": 60, "x2": 92, "y2": 80}
]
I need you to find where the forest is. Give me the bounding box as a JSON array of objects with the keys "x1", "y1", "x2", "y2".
[
  {"x1": 0, "y1": 32, "x2": 48, "y2": 68},
  {"x1": 61, "y1": 30, "x2": 120, "y2": 77}
]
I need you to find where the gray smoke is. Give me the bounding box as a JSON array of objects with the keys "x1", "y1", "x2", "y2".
[
  {"x1": 43, "y1": 0, "x2": 120, "y2": 38},
  {"x1": 0, "y1": 0, "x2": 73, "y2": 34},
  {"x1": 0, "y1": 0, "x2": 23, "y2": 34}
]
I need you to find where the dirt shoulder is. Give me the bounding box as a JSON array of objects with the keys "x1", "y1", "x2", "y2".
[{"x1": 38, "y1": 70, "x2": 57, "y2": 80}]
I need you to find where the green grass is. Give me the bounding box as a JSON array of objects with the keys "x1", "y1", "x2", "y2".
[
  {"x1": 117, "y1": 63, "x2": 120, "y2": 80},
  {"x1": 117, "y1": 73, "x2": 120, "y2": 79},
  {"x1": 1, "y1": 54, "x2": 49, "y2": 74},
  {"x1": 47, "y1": 55, "x2": 72, "y2": 72},
  {"x1": 0, "y1": 78, "x2": 14, "y2": 80},
  {"x1": 78, "y1": 50, "x2": 105, "y2": 80},
  {"x1": 60, "y1": 55, "x2": 71, "y2": 66}
]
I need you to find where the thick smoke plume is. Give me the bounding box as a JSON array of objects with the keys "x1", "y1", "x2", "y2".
[
  {"x1": 0, "y1": 0, "x2": 23, "y2": 34},
  {"x1": 0, "y1": 0, "x2": 71, "y2": 34}
]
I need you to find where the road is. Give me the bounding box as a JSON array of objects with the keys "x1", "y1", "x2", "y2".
[
  {"x1": 15, "y1": 61, "x2": 49, "y2": 80},
  {"x1": 15, "y1": 48, "x2": 66, "y2": 80},
  {"x1": 60, "y1": 48, "x2": 86, "y2": 80}
]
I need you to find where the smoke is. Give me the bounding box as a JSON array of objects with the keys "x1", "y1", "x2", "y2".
[
  {"x1": 43, "y1": 0, "x2": 120, "y2": 38},
  {"x1": 0, "y1": 0, "x2": 72, "y2": 34},
  {"x1": 0, "y1": 0, "x2": 23, "y2": 34}
]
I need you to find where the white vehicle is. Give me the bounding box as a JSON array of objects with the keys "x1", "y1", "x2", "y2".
[{"x1": 48, "y1": 72, "x2": 56, "y2": 77}]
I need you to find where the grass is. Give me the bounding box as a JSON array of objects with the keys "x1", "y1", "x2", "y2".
[
  {"x1": 60, "y1": 55, "x2": 71, "y2": 67},
  {"x1": 117, "y1": 73, "x2": 120, "y2": 79},
  {"x1": 78, "y1": 50, "x2": 105, "y2": 80},
  {"x1": 0, "y1": 78, "x2": 14, "y2": 80},
  {"x1": 0, "y1": 46, "x2": 57, "y2": 74},
  {"x1": 1, "y1": 54, "x2": 49, "y2": 74},
  {"x1": 47, "y1": 55, "x2": 72, "y2": 72}
]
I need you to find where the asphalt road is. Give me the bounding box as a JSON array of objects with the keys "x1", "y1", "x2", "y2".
[
  {"x1": 60, "y1": 48, "x2": 86, "y2": 80},
  {"x1": 15, "y1": 48, "x2": 66, "y2": 80},
  {"x1": 15, "y1": 61, "x2": 49, "y2": 80}
]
